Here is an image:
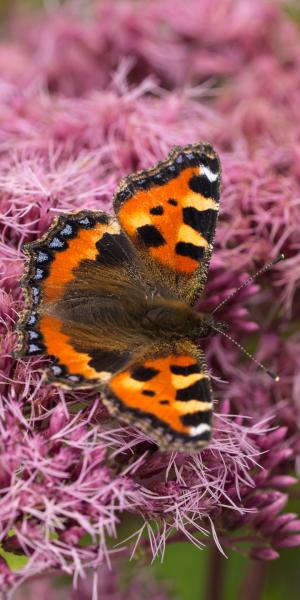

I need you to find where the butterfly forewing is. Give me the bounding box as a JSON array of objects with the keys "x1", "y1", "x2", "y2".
[
  {"x1": 15, "y1": 210, "x2": 136, "y2": 387},
  {"x1": 114, "y1": 143, "x2": 221, "y2": 303}
]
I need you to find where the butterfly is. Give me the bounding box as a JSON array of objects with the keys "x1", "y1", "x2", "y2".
[{"x1": 15, "y1": 142, "x2": 223, "y2": 451}]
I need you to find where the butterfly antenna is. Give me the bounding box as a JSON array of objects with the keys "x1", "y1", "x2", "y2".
[
  {"x1": 211, "y1": 323, "x2": 280, "y2": 381},
  {"x1": 212, "y1": 254, "x2": 285, "y2": 315}
]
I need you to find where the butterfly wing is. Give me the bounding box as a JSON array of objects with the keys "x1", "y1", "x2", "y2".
[
  {"x1": 114, "y1": 143, "x2": 221, "y2": 304},
  {"x1": 15, "y1": 210, "x2": 141, "y2": 387},
  {"x1": 106, "y1": 347, "x2": 212, "y2": 450}
]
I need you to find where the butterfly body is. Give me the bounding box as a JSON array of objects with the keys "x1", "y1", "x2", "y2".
[{"x1": 15, "y1": 143, "x2": 221, "y2": 450}]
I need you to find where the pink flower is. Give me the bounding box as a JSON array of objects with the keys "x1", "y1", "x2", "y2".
[
  {"x1": 0, "y1": 0, "x2": 299, "y2": 596},
  {"x1": 12, "y1": 562, "x2": 172, "y2": 600}
]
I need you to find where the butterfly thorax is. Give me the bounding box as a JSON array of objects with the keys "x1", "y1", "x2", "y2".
[{"x1": 140, "y1": 297, "x2": 216, "y2": 340}]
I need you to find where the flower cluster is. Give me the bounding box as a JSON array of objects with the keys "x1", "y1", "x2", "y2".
[
  {"x1": 0, "y1": 0, "x2": 300, "y2": 597},
  {"x1": 11, "y1": 562, "x2": 173, "y2": 600}
]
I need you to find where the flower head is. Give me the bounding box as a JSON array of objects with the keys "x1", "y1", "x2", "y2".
[{"x1": 0, "y1": 0, "x2": 300, "y2": 596}]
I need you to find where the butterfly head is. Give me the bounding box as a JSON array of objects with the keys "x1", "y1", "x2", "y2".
[{"x1": 193, "y1": 312, "x2": 228, "y2": 338}]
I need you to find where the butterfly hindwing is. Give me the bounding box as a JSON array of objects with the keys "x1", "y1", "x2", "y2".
[
  {"x1": 106, "y1": 348, "x2": 212, "y2": 449},
  {"x1": 114, "y1": 143, "x2": 221, "y2": 303},
  {"x1": 15, "y1": 210, "x2": 137, "y2": 387}
]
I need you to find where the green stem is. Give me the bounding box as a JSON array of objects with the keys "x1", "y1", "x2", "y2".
[
  {"x1": 205, "y1": 546, "x2": 226, "y2": 600},
  {"x1": 239, "y1": 560, "x2": 268, "y2": 600}
]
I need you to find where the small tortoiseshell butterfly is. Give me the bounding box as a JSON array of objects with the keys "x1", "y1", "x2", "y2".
[{"x1": 15, "y1": 142, "x2": 224, "y2": 450}]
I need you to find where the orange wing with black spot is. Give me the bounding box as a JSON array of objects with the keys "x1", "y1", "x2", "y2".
[
  {"x1": 15, "y1": 210, "x2": 136, "y2": 387},
  {"x1": 106, "y1": 351, "x2": 212, "y2": 449},
  {"x1": 114, "y1": 143, "x2": 221, "y2": 301}
]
